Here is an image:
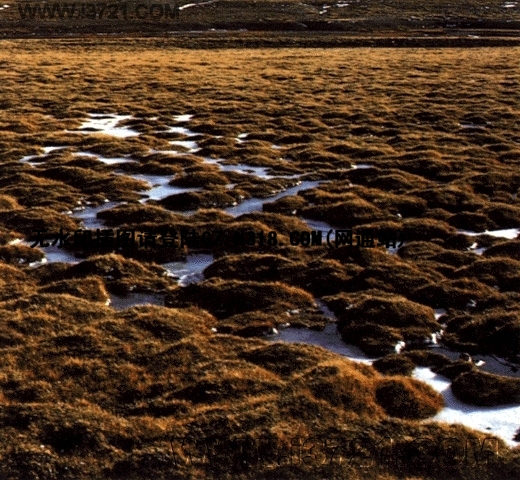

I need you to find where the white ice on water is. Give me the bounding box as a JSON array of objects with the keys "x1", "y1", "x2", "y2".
[
  {"x1": 173, "y1": 114, "x2": 194, "y2": 122},
  {"x1": 458, "y1": 228, "x2": 519, "y2": 239},
  {"x1": 72, "y1": 114, "x2": 139, "y2": 138},
  {"x1": 414, "y1": 367, "x2": 520, "y2": 447}
]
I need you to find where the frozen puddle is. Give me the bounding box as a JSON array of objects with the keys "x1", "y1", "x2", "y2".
[
  {"x1": 235, "y1": 133, "x2": 248, "y2": 144},
  {"x1": 132, "y1": 174, "x2": 201, "y2": 201},
  {"x1": 24, "y1": 242, "x2": 81, "y2": 266},
  {"x1": 204, "y1": 157, "x2": 272, "y2": 178},
  {"x1": 273, "y1": 323, "x2": 375, "y2": 365},
  {"x1": 225, "y1": 180, "x2": 323, "y2": 216},
  {"x1": 429, "y1": 346, "x2": 520, "y2": 379},
  {"x1": 458, "y1": 228, "x2": 519, "y2": 240},
  {"x1": 204, "y1": 157, "x2": 300, "y2": 180},
  {"x1": 72, "y1": 201, "x2": 121, "y2": 230},
  {"x1": 20, "y1": 146, "x2": 68, "y2": 165},
  {"x1": 72, "y1": 152, "x2": 136, "y2": 165},
  {"x1": 173, "y1": 114, "x2": 194, "y2": 122},
  {"x1": 468, "y1": 242, "x2": 487, "y2": 255},
  {"x1": 109, "y1": 292, "x2": 164, "y2": 310},
  {"x1": 169, "y1": 139, "x2": 199, "y2": 152},
  {"x1": 166, "y1": 126, "x2": 198, "y2": 136},
  {"x1": 70, "y1": 114, "x2": 139, "y2": 138},
  {"x1": 414, "y1": 367, "x2": 520, "y2": 447},
  {"x1": 163, "y1": 253, "x2": 213, "y2": 286},
  {"x1": 272, "y1": 325, "x2": 520, "y2": 446}
]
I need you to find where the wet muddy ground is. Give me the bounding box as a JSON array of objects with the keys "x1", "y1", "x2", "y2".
[{"x1": 0, "y1": 39, "x2": 519, "y2": 479}]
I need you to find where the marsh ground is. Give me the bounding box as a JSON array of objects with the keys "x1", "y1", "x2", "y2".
[{"x1": 0, "y1": 39, "x2": 519, "y2": 478}]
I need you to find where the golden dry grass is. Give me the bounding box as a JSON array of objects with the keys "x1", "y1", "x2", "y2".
[{"x1": 0, "y1": 39, "x2": 519, "y2": 478}]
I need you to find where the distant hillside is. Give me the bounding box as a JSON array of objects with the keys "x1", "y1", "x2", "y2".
[{"x1": 0, "y1": 0, "x2": 520, "y2": 38}]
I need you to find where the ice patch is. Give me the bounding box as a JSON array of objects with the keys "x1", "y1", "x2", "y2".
[
  {"x1": 20, "y1": 146, "x2": 68, "y2": 165},
  {"x1": 72, "y1": 201, "x2": 121, "y2": 229},
  {"x1": 24, "y1": 242, "x2": 80, "y2": 266},
  {"x1": 458, "y1": 228, "x2": 519, "y2": 239},
  {"x1": 131, "y1": 173, "x2": 202, "y2": 201},
  {"x1": 163, "y1": 253, "x2": 214, "y2": 286},
  {"x1": 224, "y1": 180, "x2": 323, "y2": 216},
  {"x1": 72, "y1": 152, "x2": 136, "y2": 165},
  {"x1": 43, "y1": 146, "x2": 66, "y2": 154},
  {"x1": 109, "y1": 292, "x2": 165, "y2": 310},
  {"x1": 169, "y1": 139, "x2": 199, "y2": 152},
  {"x1": 273, "y1": 323, "x2": 375, "y2": 364},
  {"x1": 166, "y1": 126, "x2": 198, "y2": 136},
  {"x1": 173, "y1": 114, "x2": 194, "y2": 122},
  {"x1": 72, "y1": 114, "x2": 139, "y2": 138},
  {"x1": 413, "y1": 367, "x2": 520, "y2": 447},
  {"x1": 203, "y1": 156, "x2": 301, "y2": 180}
]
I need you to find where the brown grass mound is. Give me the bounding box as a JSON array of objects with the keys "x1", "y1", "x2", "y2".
[
  {"x1": 373, "y1": 354, "x2": 416, "y2": 376},
  {"x1": 451, "y1": 371, "x2": 520, "y2": 406},
  {"x1": 482, "y1": 203, "x2": 520, "y2": 229},
  {"x1": 118, "y1": 305, "x2": 217, "y2": 340},
  {"x1": 340, "y1": 322, "x2": 404, "y2": 356},
  {"x1": 375, "y1": 377, "x2": 444, "y2": 419},
  {"x1": 217, "y1": 311, "x2": 277, "y2": 337},
  {"x1": 300, "y1": 196, "x2": 390, "y2": 227},
  {"x1": 169, "y1": 170, "x2": 229, "y2": 187},
  {"x1": 302, "y1": 364, "x2": 382, "y2": 416},
  {"x1": 484, "y1": 240, "x2": 520, "y2": 260},
  {"x1": 413, "y1": 186, "x2": 485, "y2": 213},
  {"x1": 400, "y1": 218, "x2": 458, "y2": 242},
  {"x1": 203, "y1": 253, "x2": 296, "y2": 282},
  {"x1": 447, "y1": 211, "x2": 492, "y2": 231},
  {"x1": 61, "y1": 253, "x2": 171, "y2": 294},
  {"x1": 454, "y1": 257, "x2": 520, "y2": 291},
  {"x1": 397, "y1": 240, "x2": 445, "y2": 260},
  {"x1": 159, "y1": 190, "x2": 238, "y2": 210},
  {"x1": 0, "y1": 244, "x2": 44, "y2": 265},
  {"x1": 363, "y1": 170, "x2": 433, "y2": 193},
  {"x1": 262, "y1": 194, "x2": 307, "y2": 214},
  {"x1": 353, "y1": 262, "x2": 443, "y2": 296},
  {"x1": 39, "y1": 276, "x2": 109, "y2": 303},
  {"x1": 337, "y1": 295, "x2": 438, "y2": 331},
  {"x1": 325, "y1": 243, "x2": 393, "y2": 266},
  {"x1": 165, "y1": 278, "x2": 315, "y2": 319},
  {"x1": 0, "y1": 293, "x2": 113, "y2": 329},
  {"x1": 0, "y1": 206, "x2": 79, "y2": 236},
  {"x1": 283, "y1": 258, "x2": 362, "y2": 296},
  {"x1": 36, "y1": 166, "x2": 149, "y2": 201},
  {"x1": 95, "y1": 203, "x2": 181, "y2": 227},
  {"x1": 444, "y1": 310, "x2": 520, "y2": 358},
  {"x1": 0, "y1": 194, "x2": 22, "y2": 210},
  {"x1": 410, "y1": 279, "x2": 501, "y2": 309},
  {"x1": 403, "y1": 351, "x2": 453, "y2": 370},
  {"x1": 433, "y1": 360, "x2": 476, "y2": 381}
]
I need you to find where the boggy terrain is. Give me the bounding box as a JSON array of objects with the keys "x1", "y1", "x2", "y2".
[{"x1": 0, "y1": 39, "x2": 519, "y2": 478}]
